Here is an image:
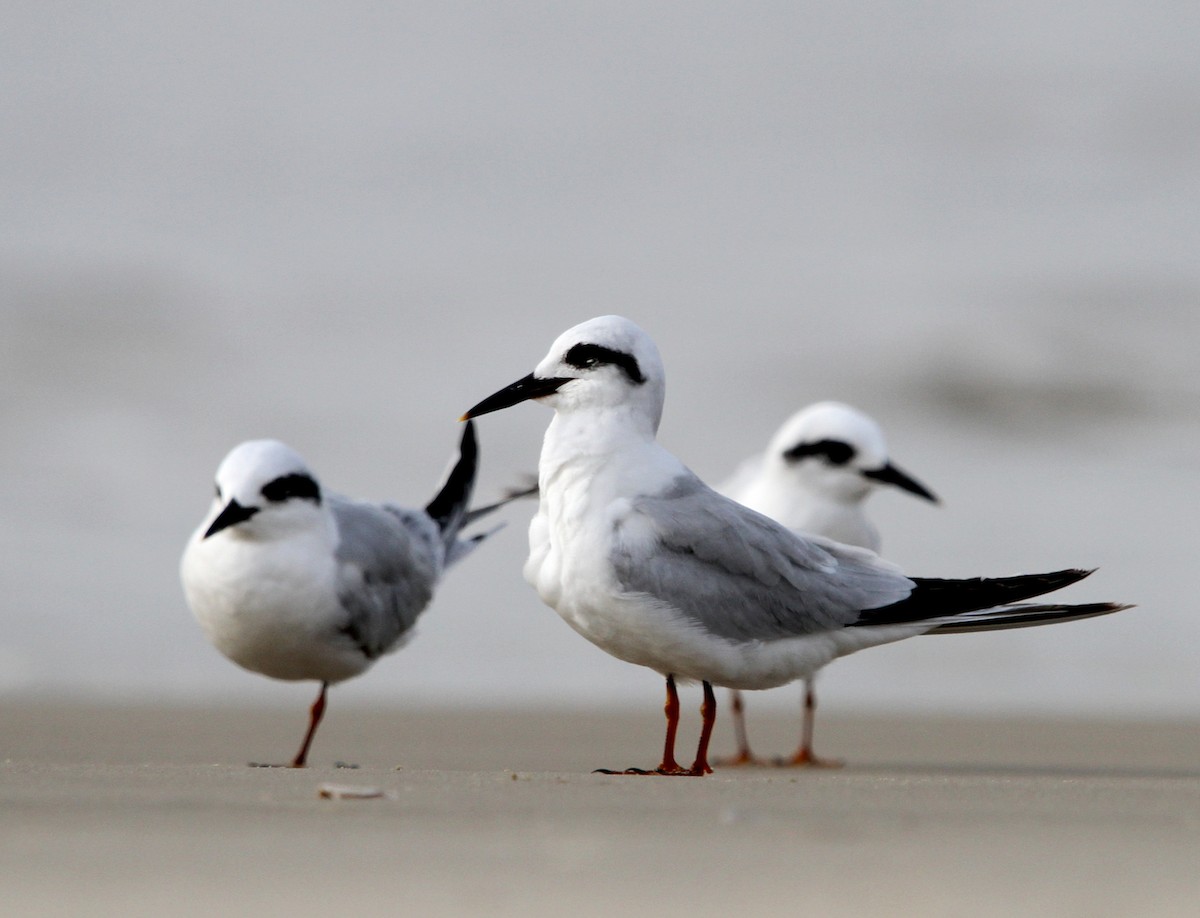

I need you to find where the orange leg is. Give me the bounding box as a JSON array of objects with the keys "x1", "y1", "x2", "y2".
[
  {"x1": 690, "y1": 681, "x2": 717, "y2": 775},
  {"x1": 248, "y1": 681, "x2": 330, "y2": 768},
  {"x1": 291, "y1": 681, "x2": 329, "y2": 768},
  {"x1": 595, "y1": 675, "x2": 711, "y2": 777},
  {"x1": 658, "y1": 673, "x2": 684, "y2": 772},
  {"x1": 714, "y1": 689, "x2": 770, "y2": 767},
  {"x1": 778, "y1": 679, "x2": 843, "y2": 768}
]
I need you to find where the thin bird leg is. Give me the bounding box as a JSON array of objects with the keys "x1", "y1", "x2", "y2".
[
  {"x1": 688, "y1": 681, "x2": 717, "y2": 775},
  {"x1": 656, "y1": 674, "x2": 684, "y2": 773},
  {"x1": 291, "y1": 681, "x2": 329, "y2": 768},
  {"x1": 714, "y1": 689, "x2": 768, "y2": 767},
  {"x1": 778, "y1": 679, "x2": 843, "y2": 768},
  {"x1": 595, "y1": 674, "x2": 694, "y2": 776}
]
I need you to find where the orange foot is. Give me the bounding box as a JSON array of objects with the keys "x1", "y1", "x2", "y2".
[
  {"x1": 713, "y1": 749, "x2": 773, "y2": 768},
  {"x1": 773, "y1": 749, "x2": 845, "y2": 769},
  {"x1": 593, "y1": 765, "x2": 710, "y2": 777}
]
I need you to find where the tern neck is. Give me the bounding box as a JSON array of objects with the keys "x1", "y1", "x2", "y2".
[
  {"x1": 545, "y1": 404, "x2": 657, "y2": 456},
  {"x1": 538, "y1": 405, "x2": 668, "y2": 497}
]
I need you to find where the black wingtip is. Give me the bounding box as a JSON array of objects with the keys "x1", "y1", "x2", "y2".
[
  {"x1": 929, "y1": 601, "x2": 1134, "y2": 634},
  {"x1": 855, "y1": 568, "x2": 1099, "y2": 628},
  {"x1": 424, "y1": 419, "x2": 479, "y2": 535}
]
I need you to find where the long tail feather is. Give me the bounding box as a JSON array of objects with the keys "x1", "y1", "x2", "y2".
[
  {"x1": 463, "y1": 477, "x2": 538, "y2": 525},
  {"x1": 854, "y1": 568, "x2": 1096, "y2": 628},
  {"x1": 927, "y1": 601, "x2": 1133, "y2": 634},
  {"x1": 424, "y1": 420, "x2": 479, "y2": 545}
]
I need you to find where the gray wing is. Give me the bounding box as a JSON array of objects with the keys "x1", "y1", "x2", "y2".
[
  {"x1": 610, "y1": 473, "x2": 915, "y2": 643},
  {"x1": 331, "y1": 496, "x2": 443, "y2": 659}
]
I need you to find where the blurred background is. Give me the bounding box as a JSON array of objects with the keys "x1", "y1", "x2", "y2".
[{"x1": 1, "y1": 1, "x2": 1196, "y2": 718}]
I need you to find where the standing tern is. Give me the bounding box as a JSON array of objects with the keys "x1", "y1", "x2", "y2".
[
  {"x1": 181, "y1": 420, "x2": 495, "y2": 767},
  {"x1": 718, "y1": 401, "x2": 939, "y2": 767},
  {"x1": 462, "y1": 315, "x2": 1130, "y2": 777}
]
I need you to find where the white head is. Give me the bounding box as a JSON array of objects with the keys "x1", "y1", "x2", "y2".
[
  {"x1": 463, "y1": 315, "x2": 666, "y2": 435},
  {"x1": 199, "y1": 439, "x2": 325, "y2": 541},
  {"x1": 765, "y1": 402, "x2": 938, "y2": 506}
]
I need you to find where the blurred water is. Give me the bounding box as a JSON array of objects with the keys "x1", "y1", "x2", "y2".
[{"x1": 1, "y1": 1, "x2": 1197, "y2": 715}]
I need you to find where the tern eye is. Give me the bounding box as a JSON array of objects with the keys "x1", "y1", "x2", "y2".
[
  {"x1": 214, "y1": 482, "x2": 222, "y2": 500},
  {"x1": 822, "y1": 441, "x2": 855, "y2": 465},
  {"x1": 563, "y1": 343, "x2": 646, "y2": 385},
  {"x1": 261, "y1": 472, "x2": 321, "y2": 504},
  {"x1": 783, "y1": 439, "x2": 857, "y2": 466}
]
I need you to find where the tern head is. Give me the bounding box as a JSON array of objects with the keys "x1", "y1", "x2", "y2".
[
  {"x1": 767, "y1": 402, "x2": 938, "y2": 505},
  {"x1": 201, "y1": 439, "x2": 325, "y2": 540},
  {"x1": 463, "y1": 315, "x2": 666, "y2": 432}
]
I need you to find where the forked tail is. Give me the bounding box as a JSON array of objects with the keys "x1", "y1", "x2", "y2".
[
  {"x1": 425, "y1": 421, "x2": 537, "y2": 566},
  {"x1": 926, "y1": 601, "x2": 1133, "y2": 634},
  {"x1": 425, "y1": 420, "x2": 480, "y2": 553},
  {"x1": 853, "y1": 568, "x2": 1131, "y2": 632}
]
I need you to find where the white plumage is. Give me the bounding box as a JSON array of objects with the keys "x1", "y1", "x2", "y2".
[
  {"x1": 463, "y1": 315, "x2": 1127, "y2": 776},
  {"x1": 716, "y1": 401, "x2": 938, "y2": 766},
  {"x1": 181, "y1": 422, "x2": 490, "y2": 766}
]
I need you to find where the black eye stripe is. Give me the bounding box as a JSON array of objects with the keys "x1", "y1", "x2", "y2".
[
  {"x1": 563, "y1": 342, "x2": 645, "y2": 385},
  {"x1": 783, "y1": 438, "x2": 856, "y2": 466},
  {"x1": 260, "y1": 472, "x2": 322, "y2": 504}
]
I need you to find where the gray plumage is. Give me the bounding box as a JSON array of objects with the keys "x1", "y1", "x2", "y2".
[
  {"x1": 611, "y1": 472, "x2": 914, "y2": 643},
  {"x1": 460, "y1": 312, "x2": 1131, "y2": 777},
  {"x1": 181, "y1": 420, "x2": 509, "y2": 767},
  {"x1": 331, "y1": 497, "x2": 444, "y2": 659},
  {"x1": 611, "y1": 472, "x2": 1123, "y2": 644}
]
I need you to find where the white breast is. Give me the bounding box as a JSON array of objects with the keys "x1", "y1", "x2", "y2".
[{"x1": 181, "y1": 527, "x2": 367, "y2": 683}]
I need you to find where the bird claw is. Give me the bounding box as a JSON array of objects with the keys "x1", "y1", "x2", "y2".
[
  {"x1": 773, "y1": 751, "x2": 844, "y2": 769},
  {"x1": 713, "y1": 751, "x2": 772, "y2": 768},
  {"x1": 593, "y1": 764, "x2": 709, "y2": 777}
]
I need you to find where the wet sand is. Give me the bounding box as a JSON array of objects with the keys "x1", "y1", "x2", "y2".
[{"x1": 3, "y1": 701, "x2": 1198, "y2": 916}]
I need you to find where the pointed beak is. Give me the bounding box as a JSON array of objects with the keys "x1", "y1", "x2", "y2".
[
  {"x1": 204, "y1": 498, "x2": 260, "y2": 538},
  {"x1": 460, "y1": 373, "x2": 571, "y2": 420},
  {"x1": 862, "y1": 461, "x2": 939, "y2": 503}
]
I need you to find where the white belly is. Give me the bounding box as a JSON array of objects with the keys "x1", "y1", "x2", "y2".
[
  {"x1": 526, "y1": 502, "x2": 927, "y2": 690},
  {"x1": 182, "y1": 535, "x2": 368, "y2": 684}
]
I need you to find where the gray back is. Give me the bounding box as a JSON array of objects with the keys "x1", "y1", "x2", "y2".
[
  {"x1": 610, "y1": 473, "x2": 914, "y2": 643},
  {"x1": 331, "y1": 496, "x2": 443, "y2": 659}
]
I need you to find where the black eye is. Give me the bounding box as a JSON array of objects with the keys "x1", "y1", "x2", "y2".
[
  {"x1": 563, "y1": 342, "x2": 646, "y2": 385},
  {"x1": 822, "y1": 441, "x2": 855, "y2": 465},
  {"x1": 783, "y1": 439, "x2": 857, "y2": 466},
  {"x1": 214, "y1": 482, "x2": 222, "y2": 500},
  {"x1": 261, "y1": 473, "x2": 321, "y2": 504}
]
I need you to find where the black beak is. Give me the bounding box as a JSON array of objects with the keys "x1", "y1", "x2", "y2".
[
  {"x1": 204, "y1": 498, "x2": 260, "y2": 538},
  {"x1": 862, "y1": 462, "x2": 939, "y2": 503},
  {"x1": 460, "y1": 373, "x2": 571, "y2": 420}
]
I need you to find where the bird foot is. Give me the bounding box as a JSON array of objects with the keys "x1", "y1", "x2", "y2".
[
  {"x1": 593, "y1": 764, "x2": 710, "y2": 777},
  {"x1": 713, "y1": 750, "x2": 772, "y2": 768},
  {"x1": 772, "y1": 750, "x2": 844, "y2": 769}
]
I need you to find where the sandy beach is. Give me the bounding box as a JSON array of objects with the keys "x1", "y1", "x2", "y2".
[
  {"x1": 3, "y1": 701, "x2": 1198, "y2": 917},
  {"x1": 3, "y1": 5, "x2": 1197, "y2": 917}
]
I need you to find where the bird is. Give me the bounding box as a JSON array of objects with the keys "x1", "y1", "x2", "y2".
[
  {"x1": 461, "y1": 315, "x2": 1130, "y2": 776},
  {"x1": 181, "y1": 419, "x2": 497, "y2": 767},
  {"x1": 717, "y1": 401, "x2": 939, "y2": 767}
]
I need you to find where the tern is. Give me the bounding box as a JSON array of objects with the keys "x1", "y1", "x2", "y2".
[
  {"x1": 181, "y1": 420, "x2": 497, "y2": 767},
  {"x1": 463, "y1": 316, "x2": 1129, "y2": 776},
  {"x1": 718, "y1": 401, "x2": 938, "y2": 767}
]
